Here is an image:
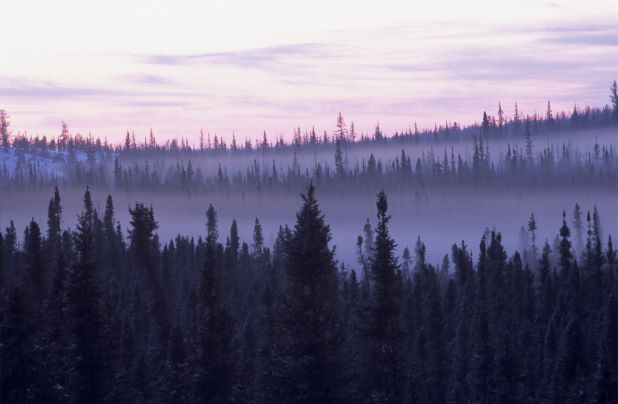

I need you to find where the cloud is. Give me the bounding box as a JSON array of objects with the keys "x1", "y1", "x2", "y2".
[
  {"x1": 535, "y1": 22, "x2": 616, "y2": 34},
  {"x1": 0, "y1": 82, "x2": 125, "y2": 99},
  {"x1": 544, "y1": 32, "x2": 618, "y2": 46},
  {"x1": 140, "y1": 43, "x2": 328, "y2": 67},
  {"x1": 123, "y1": 74, "x2": 175, "y2": 86},
  {"x1": 0, "y1": 78, "x2": 212, "y2": 101}
]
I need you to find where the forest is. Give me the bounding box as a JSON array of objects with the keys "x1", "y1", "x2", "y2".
[
  {"x1": 1, "y1": 184, "x2": 617, "y2": 403},
  {"x1": 1, "y1": 98, "x2": 617, "y2": 193},
  {"x1": 1, "y1": 82, "x2": 618, "y2": 403}
]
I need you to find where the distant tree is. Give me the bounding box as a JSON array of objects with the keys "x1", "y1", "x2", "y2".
[
  {"x1": 513, "y1": 102, "x2": 521, "y2": 125},
  {"x1": 610, "y1": 80, "x2": 618, "y2": 122},
  {"x1": 124, "y1": 132, "x2": 131, "y2": 151},
  {"x1": 481, "y1": 111, "x2": 491, "y2": 138},
  {"x1": 524, "y1": 117, "x2": 533, "y2": 161},
  {"x1": 546, "y1": 101, "x2": 554, "y2": 126},
  {"x1": 572, "y1": 204, "x2": 584, "y2": 256},
  {"x1": 248, "y1": 218, "x2": 262, "y2": 256},
  {"x1": 335, "y1": 112, "x2": 347, "y2": 141},
  {"x1": 374, "y1": 122, "x2": 384, "y2": 141},
  {"x1": 0, "y1": 110, "x2": 10, "y2": 149},
  {"x1": 559, "y1": 211, "x2": 573, "y2": 278},
  {"x1": 148, "y1": 128, "x2": 156, "y2": 148},
  {"x1": 102, "y1": 195, "x2": 121, "y2": 270},
  {"x1": 199, "y1": 129, "x2": 205, "y2": 151},
  {"x1": 334, "y1": 139, "x2": 345, "y2": 179},
  {"x1": 349, "y1": 121, "x2": 357, "y2": 142},
  {"x1": 228, "y1": 219, "x2": 240, "y2": 265},
  {"x1": 528, "y1": 213, "x2": 538, "y2": 269},
  {"x1": 47, "y1": 187, "x2": 63, "y2": 262},
  {"x1": 401, "y1": 246, "x2": 411, "y2": 278}
]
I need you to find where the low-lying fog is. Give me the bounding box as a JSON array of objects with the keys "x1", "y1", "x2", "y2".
[
  {"x1": 120, "y1": 127, "x2": 618, "y2": 178},
  {"x1": 2, "y1": 186, "x2": 616, "y2": 268}
]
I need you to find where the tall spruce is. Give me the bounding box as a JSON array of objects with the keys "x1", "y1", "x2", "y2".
[
  {"x1": 364, "y1": 190, "x2": 404, "y2": 403},
  {"x1": 67, "y1": 187, "x2": 108, "y2": 403},
  {"x1": 275, "y1": 183, "x2": 342, "y2": 403},
  {"x1": 194, "y1": 204, "x2": 235, "y2": 403}
]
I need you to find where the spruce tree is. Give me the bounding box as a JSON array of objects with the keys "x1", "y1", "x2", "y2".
[
  {"x1": 335, "y1": 139, "x2": 345, "y2": 178},
  {"x1": 67, "y1": 187, "x2": 108, "y2": 403},
  {"x1": 275, "y1": 183, "x2": 342, "y2": 403},
  {"x1": 572, "y1": 203, "x2": 584, "y2": 256},
  {"x1": 364, "y1": 190, "x2": 404, "y2": 403},
  {"x1": 194, "y1": 204, "x2": 235, "y2": 403},
  {"x1": 528, "y1": 213, "x2": 538, "y2": 269},
  {"x1": 24, "y1": 218, "x2": 45, "y2": 302},
  {"x1": 610, "y1": 80, "x2": 618, "y2": 122},
  {"x1": 252, "y1": 217, "x2": 264, "y2": 255},
  {"x1": 47, "y1": 186, "x2": 62, "y2": 264}
]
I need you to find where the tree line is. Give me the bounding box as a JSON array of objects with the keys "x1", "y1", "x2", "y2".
[
  {"x1": 2, "y1": 82, "x2": 617, "y2": 157},
  {"x1": 1, "y1": 185, "x2": 617, "y2": 403},
  {"x1": 2, "y1": 130, "x2": 617, "y2": 192}
]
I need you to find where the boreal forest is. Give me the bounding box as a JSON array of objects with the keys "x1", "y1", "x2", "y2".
[{"x1": 1, "y1": 83, "x2": 618, "y2": 403}]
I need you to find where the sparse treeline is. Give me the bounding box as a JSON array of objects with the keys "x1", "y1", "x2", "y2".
[
  {"x1": 2, "y1": 89, "x2": 617, "y2": 155},
  {"x1": 1, "y1": 185, "x2": 617, "y2": 403},
  {"x1": 1, "y1": 84, "x2": 618, "y2": 191},
  {"x1": 2, "y1": 135, "x2": 617, "y2": 192}
]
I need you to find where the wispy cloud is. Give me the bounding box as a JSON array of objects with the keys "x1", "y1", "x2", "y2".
[
  {"x1": 544, "y1": 32, "x2": 618, "y2": 46},
  {"x1": 0, "y1": 81, "x2": 126, "y2": 99},
  {"x1": 123, "y1": 74, "x2": 176, "y2": 86},
  {"x1": 140, "y1": 43, "x2": 328, "y2": 67}
]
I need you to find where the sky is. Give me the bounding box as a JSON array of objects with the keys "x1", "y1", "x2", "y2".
[{"x1": 0, "y1": 0, "x2": 616, "y2": 144}]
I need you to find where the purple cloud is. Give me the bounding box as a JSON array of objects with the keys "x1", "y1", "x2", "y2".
[{"x1": 140, "y1": 43, "x2": 327, "y2": 67}]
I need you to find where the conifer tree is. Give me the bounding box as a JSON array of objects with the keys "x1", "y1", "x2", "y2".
[
  {"x1": 194, "y1": 204, "x2": 235, "y2": 403},
  {"x1": 559, "y1": 211, "x2": 573, "y2": 280},
  {"x1": 0, "y1": 109, "x2": 10, "y2": 149},
  {"x1": 228, "y1": 219, "x2": 240, "y2": 267},
  {"x1": 67, "y1": 187, "x2": 108, "y2": 403},
  {"x1": 528, "y1": 213, "x2": 538, "y2": 269},
  {"x1": 47, "y1": 186, "x2": 62, "y2": 263},
  {"x1": 364, "y1": 190, "x2": 404, "y2": 402},
  {"x1": 128, "y1": 203, "x2": 166, "y2": 340},
  {"x1": 610, "y1": 80, "x2": 618, "y2": 122},
  {"x1": 24, "y1": 219, "x2": 45, "y2": 301},
  {"x1": 573, "y1": 203, "x2": 584, "y2": 255},
  {"x1": 275, "y1": 183, "x2": 342, "y2": 403},
  {"x1": 524, "y1": 117, "x2": 533, "y2": 161},
  {"x1": 334, "y1": 139, "x2": 345, "y2": 179},
  {"x1": 335, "y1": 112, "x2": 347, "y2": 141},
  {"x1": 252, "y1": 217, "x2": 264, "y2": 255}
]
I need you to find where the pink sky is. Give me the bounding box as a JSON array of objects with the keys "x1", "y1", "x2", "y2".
[{"x1": 0, "y1": 0, "x2": 616, "y2": 144}]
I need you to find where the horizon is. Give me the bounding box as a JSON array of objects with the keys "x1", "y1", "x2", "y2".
[
  {"x1": 1, "y1": 0, "x2": 616, "y2": 143},
  {"x1": 0, "y1": 96, "x2": 613, "y2": 148}
]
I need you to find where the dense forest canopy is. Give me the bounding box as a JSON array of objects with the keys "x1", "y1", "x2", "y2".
[{"x1": 1, "y1": 184, "x2": 618, "y2": 402}]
